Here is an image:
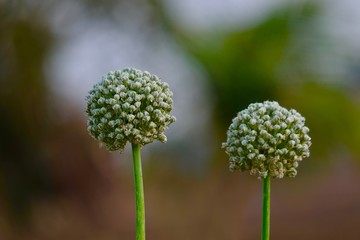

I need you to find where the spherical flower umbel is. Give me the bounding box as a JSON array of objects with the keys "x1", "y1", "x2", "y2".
[
  {"x1": 222, "y1": 101, "x2": 311, "y2": 179},
  {"x1": 86, "y1": 68, "x2": 176, "y2": 151}
]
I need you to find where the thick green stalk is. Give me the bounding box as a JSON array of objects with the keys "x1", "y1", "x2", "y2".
[
  {"x1": 132, "y1": 143, "x2": 146, "y2": 240},
  {"x1": 261, "y1": 175, "x2": 270, "y2": 240}
]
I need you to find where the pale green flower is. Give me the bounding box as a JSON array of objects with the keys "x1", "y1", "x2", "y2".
[
  {"x1": 222, "y1": 101, "x2": 311, "y2": 179},
  {"x1": 86, "y1": 68, "x2": 176, "y2": 151}
]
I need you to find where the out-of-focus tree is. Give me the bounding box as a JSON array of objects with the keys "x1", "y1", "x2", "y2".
[
  {"x1": 0, "y1": 0, "x2": 117, "y2": 224},
  {"x1": 0, "y1": 1, "x2": 55, "y2": 222}
]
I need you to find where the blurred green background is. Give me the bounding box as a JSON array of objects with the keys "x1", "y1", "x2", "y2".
[{"x1": 1, "y1": 0, "x2": 360, "y2": 239}]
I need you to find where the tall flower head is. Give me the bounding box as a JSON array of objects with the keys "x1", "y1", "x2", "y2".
[
  {"x1": 222, "y1": 101, "x2": 311, "y2": 179},
  {"x1": 86, "y1": 68, "x2": 176, "y2": 151}
]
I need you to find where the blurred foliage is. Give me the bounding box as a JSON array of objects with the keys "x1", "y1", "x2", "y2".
[
  {"x1": 279, "y1": 81, "x2": 360, "y2": 160},
  {"x1": 174, "y1": 8, "x2": 292, "y2": 124},
  {"x1": 155, "y1": 1, "x2": 360, "y2": 162},
  {"x1": 158, "y1": 3, "x2": 316, "y2": 123},
  {"x1": 0, "y1": 1, "x2": 120, "y2": 225},
  {"x1": 0, "y1": 2, "x2": 55, "y2": 222}
]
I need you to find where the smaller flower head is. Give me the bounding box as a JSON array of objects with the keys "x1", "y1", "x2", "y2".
[
  {"x1": 222, "y1": 101, "x2": 311, "y2": 179},
  {"x1": 86, "y1": 68, "x2": 176, "y2": 151}
]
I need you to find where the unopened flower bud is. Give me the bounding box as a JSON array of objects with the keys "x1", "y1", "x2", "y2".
[
  {"x1": 222, "y1": 101, "x2": 311, "y2": 179},
  {"x1": 86, "y1": 68, "x2": 176, "y2": 151}
]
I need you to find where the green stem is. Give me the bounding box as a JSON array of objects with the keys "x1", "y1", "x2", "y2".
[
  {"x1": 261, "y1": 175, "x2": 270, "y2": 240},
  {"x1": 132, "y1": 143, "x2": 146, "y2": 240}
]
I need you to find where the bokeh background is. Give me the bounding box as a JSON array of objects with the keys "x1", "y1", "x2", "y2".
[{"x1": 1, "y1": 0, "x2": 360, "y2": 239}]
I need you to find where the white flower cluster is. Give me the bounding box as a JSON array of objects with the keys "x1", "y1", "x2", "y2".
[
  {"x1": 86, "y1": 68, "x2": 176, "y2": 151},
  {"x1": 222, "y1": 101, "x2": 311, "y2": 179}
]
